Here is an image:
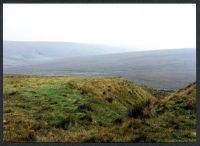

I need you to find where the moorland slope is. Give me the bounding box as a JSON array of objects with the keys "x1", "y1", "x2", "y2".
[{"x1": 3, "y1": 75, "x2": 196, "y2": 142}]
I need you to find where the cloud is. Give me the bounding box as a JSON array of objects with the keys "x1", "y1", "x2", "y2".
[{"x1": 3, "y1": 4, "x2": 196, "y2": 51}]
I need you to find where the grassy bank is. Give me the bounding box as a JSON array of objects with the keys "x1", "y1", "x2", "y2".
[{"x1": 3, "y1": 75, "x2": 196, "y2": 142}]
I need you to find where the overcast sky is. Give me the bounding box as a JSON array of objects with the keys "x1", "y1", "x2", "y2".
[{"x1": 3, "y1": 4, "x2": 196, "y2": 51}]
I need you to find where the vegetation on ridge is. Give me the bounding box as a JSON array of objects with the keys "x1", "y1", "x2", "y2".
[{"x1": 3, "y1": 75, "x2": 196, "y2": 142}]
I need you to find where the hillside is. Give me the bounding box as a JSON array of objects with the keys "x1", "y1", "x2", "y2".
[
  {"x1": 157, "y1": 82, "x2": 196, "y2": 114},
  {"x1": 4, "y1": 48, "x2": 196, "y2": 89},
  {"x1": 3, "y1": 75, "x2": 196, "y2": 142},
  {"x1": 3, "y1": 41, "x2": 130, "y2": 68}
]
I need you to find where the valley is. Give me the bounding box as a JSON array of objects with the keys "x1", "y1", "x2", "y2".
[{"x1": 3, "y1": 41, "x2": 196, "y2": 90}]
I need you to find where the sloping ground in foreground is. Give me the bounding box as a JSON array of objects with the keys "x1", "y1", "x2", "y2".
[{"x1": 3, "y1": 75, "x2": 196, "y2": 142}]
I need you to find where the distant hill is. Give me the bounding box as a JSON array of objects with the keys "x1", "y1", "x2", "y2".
[
  {"x1": 3, "y1": 41, "x2": 130, "y2": 67},
  {"x1": 4, "y1": 47, "x2": 196, "y2": 89}
]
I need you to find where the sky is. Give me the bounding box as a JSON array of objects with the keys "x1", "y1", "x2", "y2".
[{"x1": 3, "y1": 4, "x2": 196, "y2": 51}]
